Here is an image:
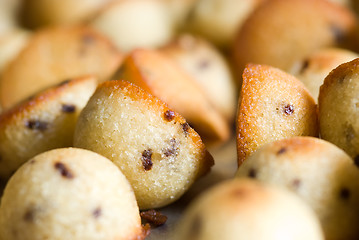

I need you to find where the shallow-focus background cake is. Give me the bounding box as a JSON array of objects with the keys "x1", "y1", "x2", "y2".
[
  {"x1": 173, "y1": 179, "x2": 324, "y2": 240},
  {"x1": 294, "y1": 48, "x2": 358, "y2": 102},
  {"x1": 233, "y1": 0, "x2": 357, "y2": 84},
  {"x1": 0, "y1": 26, "x2": 122, "y2": 110},
  {"x1": 236, "y1": 137, "x2": 359, "y2": 240}
]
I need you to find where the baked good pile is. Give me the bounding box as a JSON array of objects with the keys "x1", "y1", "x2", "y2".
[{"x1": 0, "y1": 0, "x2": 359, "y2": 239}]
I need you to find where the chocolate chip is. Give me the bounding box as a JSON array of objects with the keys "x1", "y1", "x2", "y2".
[
  {"x1": 300, "y1": 59, "x2": 310, "y2": 73},
  {"x1": 142, "y1": 149, "x2": 153, "y2": 171},
  {"x1": 181, "y1": 122, "x2": 190, "y2": 136},
  {"x1": 164, "y1": 110, "x2": 175, "y2": 122},
  {"x1": 283, "y1": 104, "x2": 294, "y2": 115},
  {"x1": 92, "y1": 207, "x2": 102, "y2": 219},
  {"x1": 292, "y1": 179, "x2": 301, "y2": 189},
  {"x1": 23, "y1": 208, "x2": 35, "y2": 222},
  {"x1": 163, "y1": 138, "x2": 178, "y2": 157},
  {"x1": 79, "y1": 34, "x2": 95, "y2": 56},
  {"x1": 25, "y1": 120, "x2": 48, "y2": 131},
  {"x1": 248, "y1": 168, "x2": 257, "y2": 178},
  {"x1": 54, "y1": 162, "x2": 74, "y2": 179},
  {"x1": 58, "y1": 79, "x2": 71, "y2": 86},
  {"x1": 61, "y1": 104, "x2": 76, "y2": 113},
  {"x1": 82, "y1": 34, "x2": 95, "y2": 45},
  {"x1": 232, "y1": 188, "x2": 247, "y2": 197},
  {"x1": 330, "y1": 24, "x2": 345, "y2": 43},
  {"x1": 29, "y1": 159, "x2": 36, "y2": 164},
  {"x1": 339, "y1": 187, "x2": 351, "y2": 200},
  {"x1": 277, "y1": 147, "x2": 287, "y2": 155},
  {"x1": 140, "y1": 209, "x2": 167, "y2": 227},
  {"x1": 25, "y1": 94, "x2": 36, "y2": 102},
  {"x1": 198, "y1": 59, "x2": 210, "y2": 70}
]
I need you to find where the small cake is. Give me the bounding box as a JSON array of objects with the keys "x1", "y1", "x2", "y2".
[
  {"x1": 319, "y1": 58, "x2": 359, "y2": 159},
  {"x1": 19, "y1": 0, "x2": 114, "y2": 28},
  {"x1": 236, "y1": 136, "x2": 359, "y2": 240},
  {"x1": 233, "y1": 0, "x2": 357, "y2": 83},
  {"x1": 0, "y1": 29, "x2": 31, "y2": 73},
  {"x1": 174, "y1": 179, "x2": 324, "y2": 240},
  {"x1": 90, "y1": 0, "x2": 174, "y2": 52},
  {"x1": 74, "y1": 80, "x2": 214, "y2": 210},
  {"x1": 0, "y1": 26, "x2": 122, "y2": 110},
  {"x1": 0, "y1": 148, "x2": 145, "y2": 240},
  {"x1": 294, "y1": 48, "x2": 358, "y2": 102},
  {"x1": 114, "y1": 48, "x2": 230, "y2": 146},
  {"x1": 236, "y1": 64, "x2": 318, "y2": 165},
  {"x1": 161, "y1": 34, "x2": 237, "y2": 122},
  {"x1": 184, "y1": 0, "x2": 265, "y2": 48},
  {"x1": 0, "y1": 76, "x2": 97, "y2": 181}
]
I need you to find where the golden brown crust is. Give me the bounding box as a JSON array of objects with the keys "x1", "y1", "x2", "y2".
[
  {"x1": 114, "y1": 48, "x2": 230, "y2": 146},
  {"x1": 0, "y1": 76, "x2": 96, "y2": 126},
  {"x1": 0, "y1": 26, "x2": 122, "y2": 110},
  {"x1": 236, "y1": 64, "x2": 318, "y2": 165},
  {"x1": 98, "y1": 80, "x2": 214, "y2": 175},
  {"x1": 0, "y1": 75, "x2": 97, "y2": 180},
  {"x1": 233, "y1": 0, "x2": 357, "y2": 83},
  {"x1": 75, "y1": 80, "x2": 214, "y2": 209}
]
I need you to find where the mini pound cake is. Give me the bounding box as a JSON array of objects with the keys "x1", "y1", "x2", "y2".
[
  {"x1": 90, "y1": 0, "x2": 174, "y2": 52},
  {"x1": 0, "y1": 148, "x2": 146, "y2": 240},
  {"x1": 236, "y1": 137, "x2": 359, "y2": 240},
  {"x1": 236, "y1": 64, "x2": 318, "y2": 165},
  {"x1": 19, "y1": 0, "x2": 114, "y2": 28},
  {"x1": 173, "y1": 179, "x2": 324, "y2": 240},
  {"x1": 0, "y1": 76, "x2": 97, "y2": 181},
  {"x1": 233, "y1": 0, "x2": 357, "y2": 82},
  {"x1": 184, "y1": 0, "x2": 265, "y2": 48},
  {"x1": 295, "y1": 48, "x2": 358, "y2": 102},
  {"x1": 0, "y1": 26, "x2": 122, "y2": 110},
  {"x1": 319, "y1": 58, "x2": 359, "y2": 159},
  {"x1": 114, "y1": 48, "x2": 230, "y2": 146},
  {"x1": 161, "y1": 34, "x2": 237, "y2": 122},
  {"x1": 74, "y1": 80, "x2": 214, "y2": 210}
]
